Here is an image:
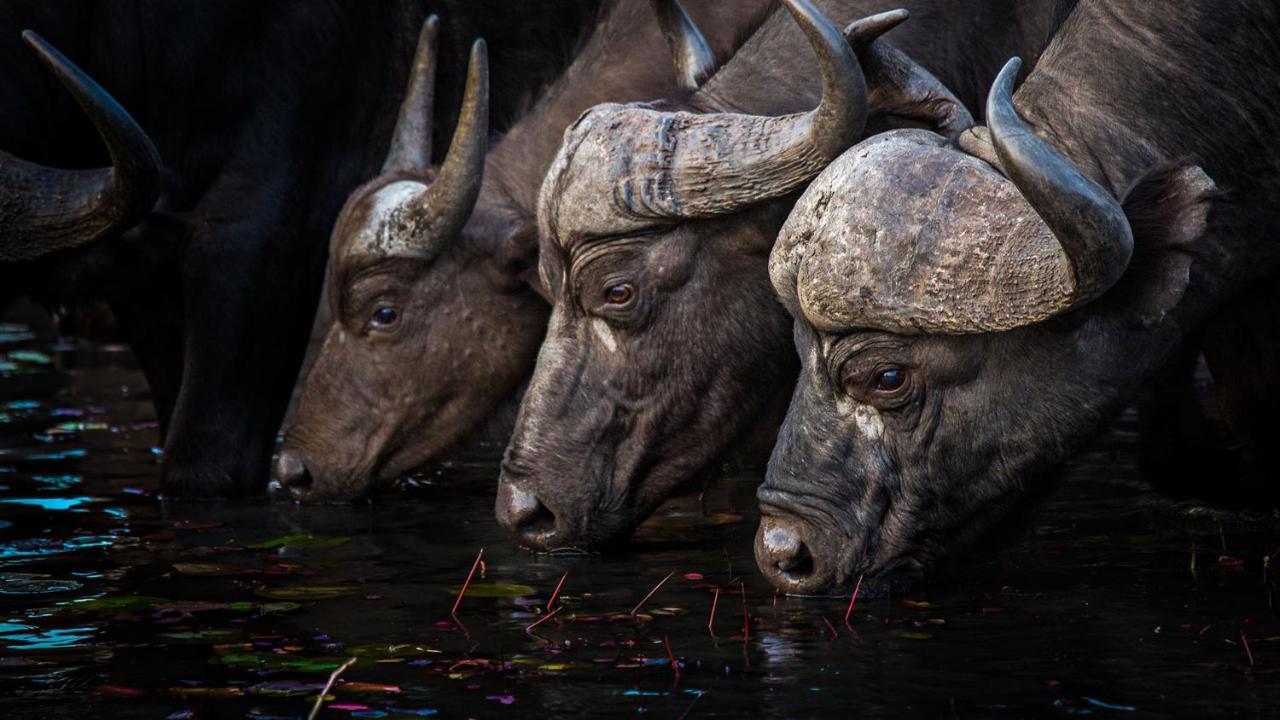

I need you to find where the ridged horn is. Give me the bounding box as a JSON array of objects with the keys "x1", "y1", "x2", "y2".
[
  {"x1": 626, "y1": 0, "x2": 867, "y2": 220},
  {"x1": 649, "y1": 0, "x2": 717, "y2": 91},
  {"x1": 987, "y1": 57, "x2": 1133, "y2": 307},
  {"x1": 1, "y1": 31, "x2": 162, "y2": 262}
]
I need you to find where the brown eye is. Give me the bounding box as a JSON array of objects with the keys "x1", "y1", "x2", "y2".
[
  {"x1": 605, "y1": 283, "x2": 634, "y2": 305},
  {"x1": 874, "y1": 367, "x2": 906, "y2": 392},
  {"x1": 371, "y1": 306, "x2": 399, "y2": 327}
]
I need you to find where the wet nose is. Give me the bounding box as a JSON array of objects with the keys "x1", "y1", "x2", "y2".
[
  {"x1": 495, "y1": 478, "x2": 559, "y2": 550},
  {"x1": 273, "y1": 450, "x2": 313, "y2": 500},
  {"x1": 755, "y1": 515, "x2": 827, "y2": 594}
]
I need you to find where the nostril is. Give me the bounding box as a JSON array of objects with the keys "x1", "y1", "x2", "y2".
[
  {"x1": 274, "y1": 452, "x2": 312, "y2": 494},
  {"x1": 498, "y1": 481, "x2": 559, "y2": 546},
  {"x1": 760, "y1": 522, "x2": 817, "y2": 580},
  {"x1": 516, "y1": 499, "x2": 557, "y2": 540},
  {"x1": 777, "y1": 544, "x2": 815, "y2": 578}
]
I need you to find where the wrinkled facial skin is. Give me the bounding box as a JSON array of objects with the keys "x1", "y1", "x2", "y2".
[
  {"x1": 497, "y1": 209, "x2": 796, "y2": 550},
  {"x1": 278, "y1": 180, "x2": 547, "y2": 502},
  {"x1": 756, "y1": 304, "x2": 1167, "y2": 595}
]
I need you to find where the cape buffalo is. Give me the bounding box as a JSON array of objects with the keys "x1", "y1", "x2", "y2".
[
  {"x1": 496, "y1": 0, "x2": 1074, "y2": 551},
  {"x1": 1, "y1": 32, "x2": 159, "y2": 262},
  {"x1": 0, "y1": 1, "x2": 599, "y2": 497},
  {"x1": 760, "y1": 0, "x2": 1278, "y2": 594},
  {"x1": 275, "y1": 0, "x2": 772, "y2": 502}
]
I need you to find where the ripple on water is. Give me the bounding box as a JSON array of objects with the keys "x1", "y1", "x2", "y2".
[
  {"x1": 0, "y1": 573, "x2": 84, "y2": 596},
  {"x1": 0, "y1": 533, "x2": 121, "y2": 561}
]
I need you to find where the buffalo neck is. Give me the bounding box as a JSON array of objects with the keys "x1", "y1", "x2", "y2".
[{"x1": 1014, "y1": 0, "x2": 1280, "y2": 288}]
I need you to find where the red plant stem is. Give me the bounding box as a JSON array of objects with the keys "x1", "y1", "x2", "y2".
[
  {"x1": 452, "y1": 548, "x2": 484, "y2": 616},
  {"x1": 844, "y1": 574, "x2": 864, "y2": 625},
  {"x1": 547, "y1": 572, "x2": 568, "y2": 612},
  {"x1": 525, "y1": 606, "x2": 561, "y2": 633},
  {"x1": 740, "y1": 582, "x2": 749, "y2": 642},
  {"x1": 631, "y1": 571, "x2": 674, "y2": 616},
  {"x1": 708, "y1": 588, "x2": 720, "y2": 633},
  {"x1": 665, "y1": 635, "x2": 680, "y2": 679},
  {"x1": 823, "y1": 617, "x2": 839, "y2": 639},
  {"x1": 1242, "y1": 632, "x2": 1255, "y2": 667}
]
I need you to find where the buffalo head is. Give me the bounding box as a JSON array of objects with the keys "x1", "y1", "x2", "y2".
[
  {"x1": 495, "y1": 2, "x2": 969, "y2": 550},
  {"x1": 758, "y1": 58, "x2": 1218, "y2": 594},
  {"x1": 275, "y1": 19, "x2": 519, "y2": 501}
]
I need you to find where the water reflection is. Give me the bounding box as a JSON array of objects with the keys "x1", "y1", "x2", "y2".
[{"x1": 0, "y1": 310, "x2": 1277, "y2": 717}]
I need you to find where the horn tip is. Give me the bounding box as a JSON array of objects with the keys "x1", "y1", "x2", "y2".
[
  {"x1": 1002, "y1": 57, "x2": 1023, "y2": 80},
  {"x1": 844, "y1": 9, "x2": 910, "y2": 43},
  {"x1": 21, "y1": 29, "x2": 54, "y2": 60}
]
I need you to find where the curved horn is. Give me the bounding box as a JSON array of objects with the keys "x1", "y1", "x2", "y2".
[
  {"x1": 987, "y1": 57, "x2": 1133, "y2": 306},
  {"x1": 649, "y1": 0, "x2": 717, "y2": 91},
  {"x1": 411, "y1": 38, "x2": 489, "y2": 256},
  {"x1": 618, "y1": 0, "x2": 866, "y2": 220},
  {"x1": 383, "y1": 16, "x2": 439, "y2": 174},
  {"x1": 1, "y1": 31, "x2": 162, "y2": 262},
  {"x1": 845, "y1": 10, "x2": 974, "y2": 140}
]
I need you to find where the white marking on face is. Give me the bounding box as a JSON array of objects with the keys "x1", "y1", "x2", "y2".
[
  {"x1": 853, "y1": 404, "x2": 884, "y2": 441},
  {"x1": 357, "y1": 180, "x2": 428, "y2": 255},
  {"x1": 592, "y1": 318, "x2": 618, "y2": 353}
]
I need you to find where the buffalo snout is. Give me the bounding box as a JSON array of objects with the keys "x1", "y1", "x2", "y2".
[
  {"x1": 754, "y1": 512, "x2": 841, "y2": 595},
  {"x1": 495, "y1": 473, "x2": 564, "y2": 550}
]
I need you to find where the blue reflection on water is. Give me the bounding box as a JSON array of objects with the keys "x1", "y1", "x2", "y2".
[
  {"x1": 32, "y1": 475, "x2": 83, "y2": 491},
  {"x1": 0, "y1": 497, "x2": 97, "y2": 511},
  {"x1": 0, "y1": 625, "x2": 96, "y2": 650}
]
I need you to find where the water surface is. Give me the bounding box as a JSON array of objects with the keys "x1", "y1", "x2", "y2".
[{"x1": 0, "y1": 309, "x2": 1277, "y2": 718}]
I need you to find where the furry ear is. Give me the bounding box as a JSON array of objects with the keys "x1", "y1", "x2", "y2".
[
  {"x1": 956, "y1": 125, "x2": 1005, "y2": 173},
  {"x1": 1110, "y1": 161, "x2": 1217, "y2": 327}
]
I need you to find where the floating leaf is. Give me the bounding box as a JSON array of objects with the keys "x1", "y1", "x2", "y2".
[
  {"x1": 172, "y1": 563, "x2": 257, "y2": 576},
  {"x1": 446, "y1": 583, "x2": 535, "y2": 599},
  {"x1": 225, "y1": 601, "x2": 301, "y2": 614},
  {"x1": 167, "y1": 686, "x2": 243, "y2": 698},
  {"x1": 247, "y1": 534, "x2": 351, "y2": 550},
  {"x1": 56, "y1": 595, "x2": 167, "y2": 613},
  {"x1": 8, "y1": 350, "x2": 52, "y2": 365},
  {"x1": 248, "y1": 680, "x2": 324, "y2": 697},
  {"x1": 340, "y1": 682, "x2": 402, "y2": 693},
  {"x1": 255, "y1": 585, "x2": 359, "y2": 600},
  {"x1": 97, "y1": 685, "x2": 146, "y2": 697},
  {"x1": 898, "y1": 631, "x2": 933, "y2": 640},
  {"x1": 214, "y1": 651, "x2": 351, "y2": 674},
  {"x1": 161, "y1": 628, "x2": 243, "y2": 643},
  {"x1": 348, "y1": 643, "x2": 440, "y2": 659}
]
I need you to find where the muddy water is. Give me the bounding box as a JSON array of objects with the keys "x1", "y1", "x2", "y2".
[{"x1": 1, "y1": 309, "x2": 1278, "y2": 719}]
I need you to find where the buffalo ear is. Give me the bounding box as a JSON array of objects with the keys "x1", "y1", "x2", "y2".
[{"x1": 1110, "y1": 161, "x2": 1217, "y2": 327}]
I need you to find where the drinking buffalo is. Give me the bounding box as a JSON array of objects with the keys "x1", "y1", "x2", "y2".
[
  {"x1": 0, "y1": 33, "x2": 159, "y2": 262},
  {"x1": 0, "y1": 1, "x2": 598, "y2": 497},
  {"x1": 759, "y1": 0, "x2": 1279, "y2": 594},
  {"x1": 496, "y1": 0, "x2": 1074, "y2": 551},
  {"x1": 276, "y1": 0, "x2": 771, "y2": 501}
]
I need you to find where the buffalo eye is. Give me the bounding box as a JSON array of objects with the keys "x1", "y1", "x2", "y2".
[
  {"x1": 605, "y1": 283, "x2": 634, "y2": 305},
  {"x1": 370, "y1": 306, "x2": 399, "y2": 327},
  {"x1": 874, "y1": 367, "x2": 907, "y2": 392}
]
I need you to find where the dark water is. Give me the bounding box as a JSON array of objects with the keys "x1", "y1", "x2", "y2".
[{"x1": 1, "y1": 310, "x2": 1278, "y2": 719}]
